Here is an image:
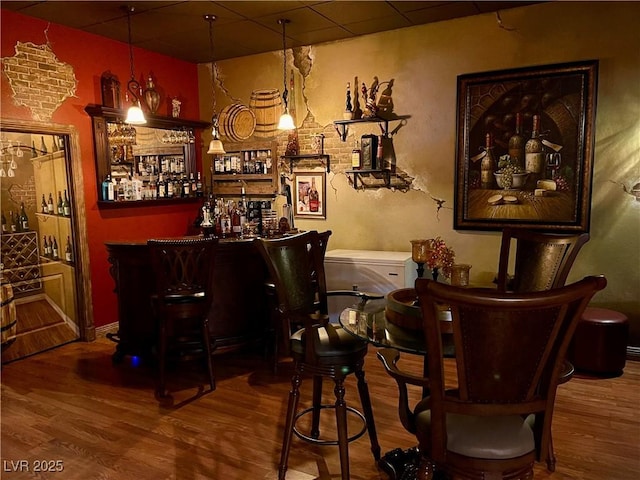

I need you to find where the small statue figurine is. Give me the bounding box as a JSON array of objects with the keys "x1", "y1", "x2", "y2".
[
  {"x1": 363, "y1": 76, "x2": 379, "y2": 118},
  {"x1": 171, "y1": 98, "x2": 181, "y2": 118},
  {"x1": 376, "y1": 79, "x2": 395, "y2": 119}
]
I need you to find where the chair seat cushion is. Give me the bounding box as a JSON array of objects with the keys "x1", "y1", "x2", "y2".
[
  {"x1": 291, "y1": 323, "x2": 367, "y2": 357},
  {"x1": 416, "y1": 410, "x2": 535, "y2": 459}
]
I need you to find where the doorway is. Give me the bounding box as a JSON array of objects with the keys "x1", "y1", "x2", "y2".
[{"x1": 1, "y1": 121, "x2": 94, "y2": 363}]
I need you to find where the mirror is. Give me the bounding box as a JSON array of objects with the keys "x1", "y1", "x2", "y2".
[{"x1": 1, "y1": 120, "x2": 94, "y2": 363}]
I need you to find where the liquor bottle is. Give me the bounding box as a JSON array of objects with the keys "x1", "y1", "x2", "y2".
[
  {"x1": 19, "y1": 202, "x2": 29, "y2": 230},
  {"x1": 231, "y1": 201, "x2": 242, "y2": 237},
  {"x1": 57, "y1": 191, "x2": 64, "y2": 215},
  {"x1": 309, "y1": 177, "x2": 320, "y2": 213},
  {"x1": 190, "y1": 172, "x2": 197, "y2": 196},
  {"x1": 65, "y1": 236, "x2": 73, "y2": 262},
  {"x1": 43, "y1": 235, "x2": 50, "y2": 258},
  {"x1": 182, "y1": 174, "x2": 190, "y2": 198},
  {"x1": 376, "y1": 135, "x2": 384, "y2": 170},
  {"x1": 166, "y1": 175, "x2": 174, "y2": 198},
  {"x1": 508, "y1": 112, "x2": 525, "y2": 168},
  {"x1": 351, "y1": 139, "x2": 361, "y2": 170},
  {"x1": 63, "y1": 190, "x2": 71, "y2": 216},
  {"x1": 480, "y1": 133, "x2": 497, "y2": 189},
  {"x1": 41, "y1": 194, "x2": 48, "y2": 214},
  {"x1": 525, "y1": 114, "x2": 545, "y2": 184},
  {"x1": 1, "y1": 211, "x2": 7, "y2": 233},
  {"x1": 102, "y1": 174, "x2": 114, "y2": 201},
  {"x1": 157, "y1": 173, "x2": 166, "y2": 198},
  {"x1": 51, "y1": 236, "x2": 59, "y2": 260},
  {"x1": 47, "y1": 193, "x2": 55, "y2": 214},
  {"x1": 196, "y1": 171, "x2": 203, "y2": 197}
]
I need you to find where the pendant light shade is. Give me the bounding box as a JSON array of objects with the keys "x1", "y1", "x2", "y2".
[
  {"x1": 205, "y1": 14, "x2": 225, "y2": 155},
  {"x1": 123, "y1": 6, "x2": 146, "y2": 125},
  {"x1": 277, "y1": 19, "x2": 294, "y2": 131}
]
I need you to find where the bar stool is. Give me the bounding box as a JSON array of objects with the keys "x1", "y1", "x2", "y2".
[
  {"x1": 148, "y1": 237, "x2": 218, "y2": 397},
  {"x1": 255, "y1": 231, "x2": 380, "y2": 480},
  {"x1": 568, "y1": 307, "x2": 629, "y2": 376}
]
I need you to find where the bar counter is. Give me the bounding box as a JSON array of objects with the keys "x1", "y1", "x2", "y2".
[{"x1": 105, "y1": 237, "x2": 269, "y2": 362}]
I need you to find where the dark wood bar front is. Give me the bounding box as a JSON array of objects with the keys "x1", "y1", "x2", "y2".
[{"x1": 105, "y1": 238, "x2": 270, "y2": 362}]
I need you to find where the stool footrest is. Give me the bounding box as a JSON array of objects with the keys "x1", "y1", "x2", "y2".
[{"x1": 293, "y1": 404, "x2": 367, "y2": 445}]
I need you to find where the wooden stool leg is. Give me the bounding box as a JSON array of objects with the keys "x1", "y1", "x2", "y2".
[
  {"x1": 157, "y1": 320, "x2": 168, "y2": 397},
  {"x1": 311, "y1": 374, "x2": 323, "y2": 439},
  {"x1": 279, "y1": 368, "x2": 302, "y2": 480},
  {"x1": 355, "y1": 368, "x2": 381, "y2": 460},
  {"x1": 333, "y1": 376, "x2": 350, "y2": 480},
  {"x1": 201, "y1": 318, "x2": 215, "y2": 391}
]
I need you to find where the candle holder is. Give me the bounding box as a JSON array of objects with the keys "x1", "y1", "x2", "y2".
[{"x1": 410, "y1": 239, "x2": 430, "y2": 278}]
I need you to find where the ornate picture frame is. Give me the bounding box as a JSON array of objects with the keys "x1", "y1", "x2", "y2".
[
  {"x1": 294, "y1": 171, "x2": 326, "y2": 219},
  {"x1": 454, "y1": 60, "x2": 598, "y2": 232}
]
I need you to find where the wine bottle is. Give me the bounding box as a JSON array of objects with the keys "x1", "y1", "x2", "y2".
[
  {"x1": 65, "y1": 236, "x2": 73, "y2": 262},
  {"x1": 508, "y1": 112, "x2": 525, "y2": 169},
  {"x1": 525, "y1": 114, "x2": 545, "y2": 184},
  {"x1": 40, "y1": 135, "x2": 48, "y2": 155},
  {"x1": 309, "y1": 177, "x2": 320, "y2": 213},
  {"x1": 1, "y1": 211, "x2": 7, "y2": 233},
  {"x1": 102, "y1": 174, "x2": 115, "y2": 201},
  {"x1": 47, "y1": 193, "x2": 55, "y2": 214},
  {"x1": 190, "y1": 172, "x2": 197, "y2": 197},
  {"x1": 43, "y1": 235, "x2": 50, "y2": 257},
  {"x1": 166, "y1": 175, "x2": 174, "y2": 198},
  {"x1": 51, "y1": 236, "x2": 59, "y2": 260},
  {"x1": 19, "y1": 202, "x2": 29, "y2": 230},
  {"x1": 41, "y1": 194, "x2": 48, "y2": 214},
  {"x1": 481, "y1": 133, "x2": 497, "y2": 189},
  {"x1": 63, "y1": 190, "x2": 71, "y2": 216},
  {"x1": 57, "y1": 191, "x2": 64, "y2": 215},
  {"x1": 351, "y1": 139, "x2": 362, "y2": 170},
  {"x1": 182, "y1": 174, "x2": 190, "y2": 198}
]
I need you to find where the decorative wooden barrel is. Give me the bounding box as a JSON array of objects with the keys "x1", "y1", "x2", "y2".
[
  {"x1": 249, "y1": 89, "x2": 282, "y2": 138},
  {"x1": 219, "y1": 103, "x2": 256, "y2": 141},
  {"x1": 1, "y1": 283, "x2": 17, "y2": 346},
  {"x1": 385, "y1": 287, "x2": 452, "y2": 333}
]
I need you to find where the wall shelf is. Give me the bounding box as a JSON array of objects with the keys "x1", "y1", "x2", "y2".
[
  {"x1": 281, "y1": 154, "x2": 330, "y2": 173},
  {"x1": 333, "y1": 115, "x2": 411, "y2": 141},
  {"x1": 346, "y1": 169, "x2": 411, "y2": 190}
]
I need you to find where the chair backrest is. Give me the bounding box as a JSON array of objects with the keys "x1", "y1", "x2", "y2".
[
  {"x1": 496, "y1": 228, "x2": 589, "y2": 292},
  {"x1": 148, "y1": 237, "x2": 218, "y2": 316},
  {"x1": 255, "y1": 230, "x2": 329, "y2": 320},
  {"x1": 415, "y1": 275, "x2": 606, "y2": 462}
]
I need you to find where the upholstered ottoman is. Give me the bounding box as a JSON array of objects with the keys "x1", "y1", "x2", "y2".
[{"x1": 568, "y1": 307, "x2": 629, "y2": 376}]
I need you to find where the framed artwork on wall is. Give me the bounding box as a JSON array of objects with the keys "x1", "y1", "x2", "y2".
[
  {"x1": 454, "y1": 60, "x2": 598, "y2": 232},
  {"x1": 294, "y1": 171, "x2": 326, "y2": 219}
]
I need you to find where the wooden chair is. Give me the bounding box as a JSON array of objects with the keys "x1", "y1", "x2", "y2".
[
  {"x1": 255, "y1": 230, "x2": 381, "y2": 480},
  {"x1": 148, "y1": 237, "x2": 218, "y2": 397},
  {"x1": 496, "y1": 228, "x2": 589, "y2": 293},
  {"x1": 380, "y1": 276, "x2": 606, "y2": 480}
]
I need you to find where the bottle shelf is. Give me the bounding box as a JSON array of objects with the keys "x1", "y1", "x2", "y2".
[
  {"x1": 35, "y1": 212, "x2": 71, "y2": 221},
  {"x1": 97, "y1": 197, "x2": 201, "y2": 209},
  {"x1": 281, "y1": 154, "x2": 330, "y2": 173}
]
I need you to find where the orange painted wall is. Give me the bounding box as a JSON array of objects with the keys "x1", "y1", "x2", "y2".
[{"x1": 1, "y1": 9, "x2": 205, "y2": 328}]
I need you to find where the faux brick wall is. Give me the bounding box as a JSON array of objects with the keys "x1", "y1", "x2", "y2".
[{"x1": 2, "y1": 41, "x2": 77, "y2": 121}]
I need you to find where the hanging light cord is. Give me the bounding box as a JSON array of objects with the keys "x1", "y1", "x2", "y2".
[
  {"x1": 207, "y1": 15, "x2": 217, "y2": 122},
  {"x1": 127, "y1": 7, "x2": 135, "y2": 81},
  {"x1": 280, "y1": 19, "x2": 289, "y2": 110}
]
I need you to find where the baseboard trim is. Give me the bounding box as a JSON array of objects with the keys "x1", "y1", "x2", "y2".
[{"x1": 95, "y1": 322, "x2": 118, "y2": 338}]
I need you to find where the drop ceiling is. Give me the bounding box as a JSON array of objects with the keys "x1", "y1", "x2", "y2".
[{"x1": 3, "y1": 1, "x2": 541, "y2": 63}]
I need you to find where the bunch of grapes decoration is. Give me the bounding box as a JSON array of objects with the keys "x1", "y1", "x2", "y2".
[{"x1": 425, "y1": 237, "x2": 455, "y2": 281}]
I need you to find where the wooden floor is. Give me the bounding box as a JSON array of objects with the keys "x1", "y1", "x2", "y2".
[{"x1": 1, "y1": 336, "x2": 639, "y2": 480}]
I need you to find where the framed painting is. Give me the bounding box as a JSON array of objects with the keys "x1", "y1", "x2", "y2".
[
  {"x1": 294, "y1": 171, "x2": 326, "y2": 219},
  {"x1": 454, "y1": 60, "x2": 598, "y2": 232}
]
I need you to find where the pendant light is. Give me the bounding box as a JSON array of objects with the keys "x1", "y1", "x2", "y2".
[
  {"x1": 277, "y1": 19, "x2": 295, "y2": 131},
  {"x1": 123, "y1": 5, "x2": 146, "y2": 125},
  {"x1": 204, "y1": 14, "x2": 226, "y2": 155}
]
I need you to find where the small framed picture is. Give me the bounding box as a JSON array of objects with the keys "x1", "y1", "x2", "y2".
[{"x1": 294, "y1": 171, "x2": 326, "y2": 219}]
